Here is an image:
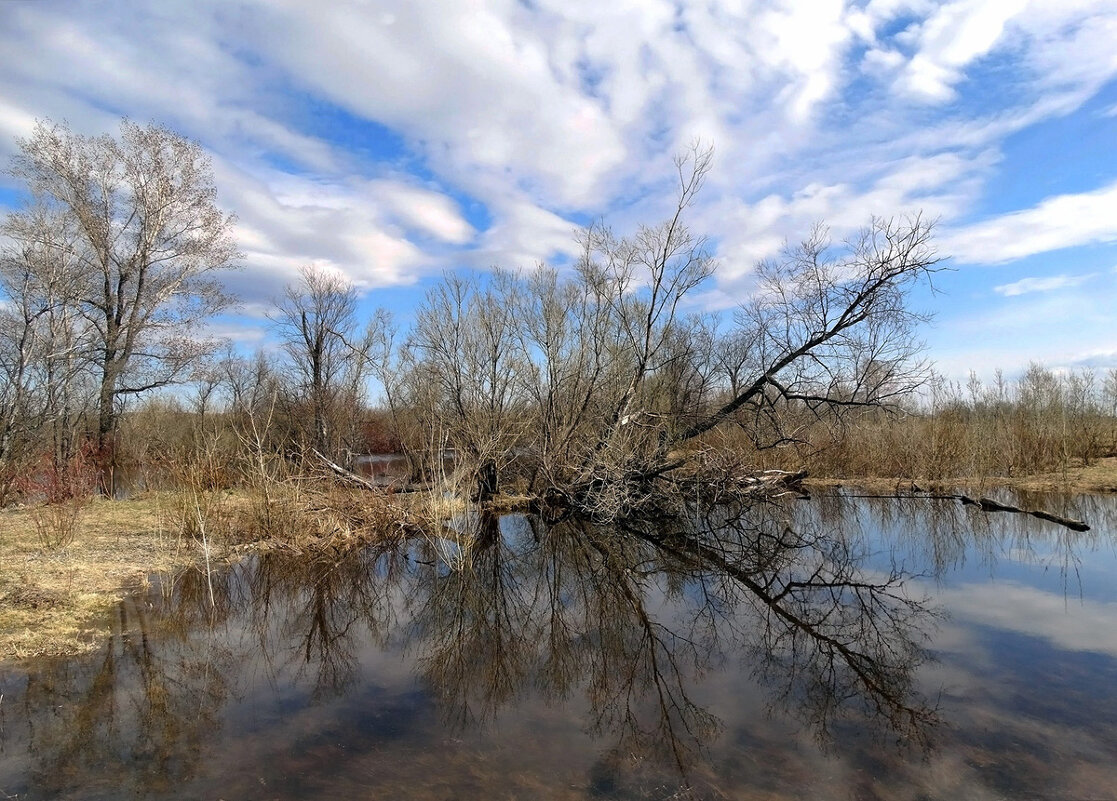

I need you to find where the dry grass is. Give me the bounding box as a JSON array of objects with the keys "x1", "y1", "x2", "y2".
[
  {"x1": 989, "y1": 455, "x2": 1117, "y2": 494},
  {"x1": 0, "y1": 492, "x2": 235, "y2": 662},
  {"x1": 0, "y1": 481, "x2": 447, "y2": 662},
  {"x1": 804, "y1": 456, "x2": 1117, "y2": 495}
]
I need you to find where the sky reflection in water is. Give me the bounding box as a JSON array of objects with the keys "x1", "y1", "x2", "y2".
[{"x1": 2, "y1": 492, "x2": 1116, "y2": 800}]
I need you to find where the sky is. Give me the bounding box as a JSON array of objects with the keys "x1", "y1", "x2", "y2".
[{"x1": 0, "y1": 0, "x2": 1115, "y2": 383}]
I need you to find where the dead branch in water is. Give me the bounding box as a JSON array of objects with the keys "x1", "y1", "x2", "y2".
[
  {"x1": 312, "y1": 450, "x2": 382, "y2": 491},
  {"x1": 843, "y1": 487, "x2": 1090, "y2": 532},
  {"x1": 954, "y1": 494, "x2": 1090, "y2": 532}
]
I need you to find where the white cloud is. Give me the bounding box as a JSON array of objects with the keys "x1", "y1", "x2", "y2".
[
  {"x1": 473, "y1": 196, "x2": 581, "y2": 270},
  {"x1": 1069, "y1": 349, "x2": 1117, "y2": 369},
  {"x1": 372, "y1": 181, "x2": 474, "y2": 245},
  {"x1": 993, "y1": 273, "x2": 1096, "y2": 296},
  {"x1": 893, "y1": 0, "x2": 1028, "y2": 102},
  {"x1": 943, "y1": 580, "x2": 1117, "y2": 658},
  {"x1": 212, "y1": 162, "x2": 436, "y2": 291},
  {"x1": 942, "y1": 180, "x2": 1117, "y2": 264},
  {"x1": 0, "y1": 0, "x2": 1115, "y2": 390},
  {"x1": 251, "y1": 0, "x2": 631, "y2": 210}
]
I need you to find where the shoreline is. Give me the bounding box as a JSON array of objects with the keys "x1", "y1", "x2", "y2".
[
  {"x1": 804, "y1": 456, "x2": 1117, "y2": 496},
  {"x1": 3, "y1": 467, "x2": 1115, "y2": 664},
  {"x1": 0, "y1": 493, "x2": 239, "y2": 663}
]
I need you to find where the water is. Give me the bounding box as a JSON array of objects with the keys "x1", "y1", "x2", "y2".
[{"x1": 2, "y1": 491, "x2": 1117, "y2": 800}]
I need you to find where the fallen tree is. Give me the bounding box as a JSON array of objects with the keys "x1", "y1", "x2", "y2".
[{"x1": 381, "y1": 148, "x2": 940, "y2": 517}]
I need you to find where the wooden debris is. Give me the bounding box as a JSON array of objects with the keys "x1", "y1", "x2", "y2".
[
  {"x1": 955, "y1": 494, "x2": 1090, "y2": 532},
  {"x1": 842, "y1": 488, "x2": 1090, "y2": 532},
  {"x1": 312, "y1": 449, "x2": 382, "y2": 491}
]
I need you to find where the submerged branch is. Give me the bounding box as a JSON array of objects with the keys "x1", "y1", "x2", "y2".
[
  {"x1": 844, "y1": 489, "x2": 1090, "y2": 532},
  {"x1": 955, "y1": 494, "x2": 1090, "y2": 532}
]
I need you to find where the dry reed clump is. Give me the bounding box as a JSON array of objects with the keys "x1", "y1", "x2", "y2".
[
  {"x1": 793, "y1": 411, "x2": 1117, "y2": 489},
  {"x1": 225, "y1": 477, "x2": 434, "y2": 552},
  {"x1": 686, "y1": 365, "x2": 1117, "y2": 489}
]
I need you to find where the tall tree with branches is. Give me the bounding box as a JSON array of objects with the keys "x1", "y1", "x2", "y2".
[
  {"x1": 271, "y1": 265, "x2": 378, "y2": 462},
  {"x1": 5, "y1": 119, "x2": 239, "y2": 489}
]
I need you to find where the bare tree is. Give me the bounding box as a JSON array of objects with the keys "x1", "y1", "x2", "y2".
[
  {"x1": 374, "y1": 148, "x2": 938, "y2": 513},
  {"x1": 0, "y1": 204, "x2": 92, "y2": 493},
  {"x1": 270, "y1": 265, "x2": 377, "y2": 462},
  {"x1": 406, "y1": 270, "x2": 527, "y2": 500},
  {"x1": 680, "y1": 218, "x2": 938, "y2": 446},
  {"x1": 1105, "y1": 368, "x2": 1117, "y2": 418},
  {"x1": 576, "y1": 146, "x2": 716, "y2": 463},
  {"x1": 552, "y1": 167, "x2": 937, "y2": 515},
  {"x1": 6, "y1": 119, "x2": 239, "y2": 489}
]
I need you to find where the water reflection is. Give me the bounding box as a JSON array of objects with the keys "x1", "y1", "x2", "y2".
[
  {"x1": 2, "y1": 493, "x2": 1115, "y2": 799},
  {"x1": 11, "y1": 585, "x2": 233, "y2": 798}
]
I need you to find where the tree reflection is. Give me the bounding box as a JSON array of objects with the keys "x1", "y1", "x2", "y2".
[
  {"x1": 248, "y1": 543, "x2": 406, "y2": 698},
  {"x1": 12, "y1": 577, "x2": 235, "y2": 798},
  {"x1": 2, "y1": 495, "x2": 970, "y2": 796},
  {"x1": 405, "y1": 502, "x2": 940, "y2": 780},
  {"x1": 624, "y1": 503, "x2": 940, "y2": 747}
]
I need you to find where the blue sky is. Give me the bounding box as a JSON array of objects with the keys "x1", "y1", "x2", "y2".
[{"x1": 0, "y1": 0, "x2": 1115, "y2": 381}]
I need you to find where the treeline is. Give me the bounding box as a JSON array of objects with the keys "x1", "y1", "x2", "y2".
[
  {"x1": 19, "y1": 118, "x2": 1113, "y2": 519},
  {"x1": 793, "y1": 365, "x2": 1117, "y2": 482},
  {"x1": 91, "y1": 360, "x2": 1117, "y2": 507},
  {"x1": 4, "y1": 122, "x2": 950, "y2": 520}
]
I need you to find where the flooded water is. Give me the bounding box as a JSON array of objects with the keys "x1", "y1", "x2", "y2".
[
  {"x1": 353, "y1": 453, "x2": 413, "y2": 486},
  {"x1": 2, "y1": 491, "x2": 1117, "y2": 800}
]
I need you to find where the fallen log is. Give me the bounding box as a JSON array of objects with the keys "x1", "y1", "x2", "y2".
[
  {"x1": 956, "y1": 494, "x2": 1090, "y2": 532},
  {"x1": 842, "y1": 486, "x2": 1090, "y2": 532},
  {"x1": 312, "y1": 450, "x2": 383, "y2": 491},
  {"x1": 312, "y1": 450, "x2": 437, "y2": 493}
]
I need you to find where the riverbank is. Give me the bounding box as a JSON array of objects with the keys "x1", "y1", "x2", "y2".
[
  {"x1": 4, "y1": 461, "x2": 1116, "y2": 663},
  {"x1": 0, "y1": 485, "x2": 442, "y2": 662},
  {"x1": 0, "y1": 493, "x2": 238, "y2": 661},
  {"x1": 804, "y1": 456, "x2": 1117, "y2": 495}
]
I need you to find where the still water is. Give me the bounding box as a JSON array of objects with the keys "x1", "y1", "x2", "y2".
[{"x1": 2, "y1": 491, "x2": 1116, "y2": 800}]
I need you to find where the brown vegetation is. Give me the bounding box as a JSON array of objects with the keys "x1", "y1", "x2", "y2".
[
  {"x1": 0, "y1": 477, "x2": 460, "y2": 660},
  {"x1": 753, "y1": 364, "x2": 1117, "y2": 491},
  {"x1": 0, "y1": 494, "x2": 201, "y2": 659}
]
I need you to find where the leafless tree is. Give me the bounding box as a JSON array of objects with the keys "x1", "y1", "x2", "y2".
[
  {"x1": 404, "y1": 270, "x2": 528, "y2": 500},
  {"x1": 681, "y1": 218, "x2": 938, "y2": 446},
  {"x1": 558, "y1": 169, "x2": 938, "y2": 516},
  {"x1": 6, "y1": 119, "x2": 239, "y2": 489},
  {"x1": 0, "y1": 204, "x2": 92, "y2": 494},
  {"x1": 270, "y1": 264, "x2": 378, "y2": 462},
  {"x1": 384, "y1": 149, "x2": 938, "y2": 515},
  {"x1": 576, "y1": 146, "x2": 716, "y2": 458}
]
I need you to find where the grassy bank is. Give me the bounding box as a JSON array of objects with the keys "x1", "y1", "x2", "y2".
[
  {"x1": 5, "y1": 458, "x2": 1116, "y2": 663},
  {"x1": 0, "y1": 493, "x2": 239, "y2": 661},
  {"x1": 804, "y1": 456, "x2": 1117, "y2": 495},
  {"x1": 0, "y1": 483, "x2": 453, "y2": 663}
]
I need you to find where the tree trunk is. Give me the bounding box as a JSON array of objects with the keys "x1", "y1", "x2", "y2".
[
  {"x1": 97, "y1": 370, "x2": 117, "y2": 498},
  {"x1": 472, "y1": 460, "x2": 499, "y2": 504}
]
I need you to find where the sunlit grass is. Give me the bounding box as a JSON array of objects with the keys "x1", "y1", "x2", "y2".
[
  {"x1": 0, "y1": 493, "x2": 223, "y2": 660},
  {"x1": 805, "y1": 455, "x2": 1117, "y2": 494}
]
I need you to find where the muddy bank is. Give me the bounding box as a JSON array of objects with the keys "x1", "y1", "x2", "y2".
[{"x1": 805, "y1": 455, "x2": 1117, "y2": 495}]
